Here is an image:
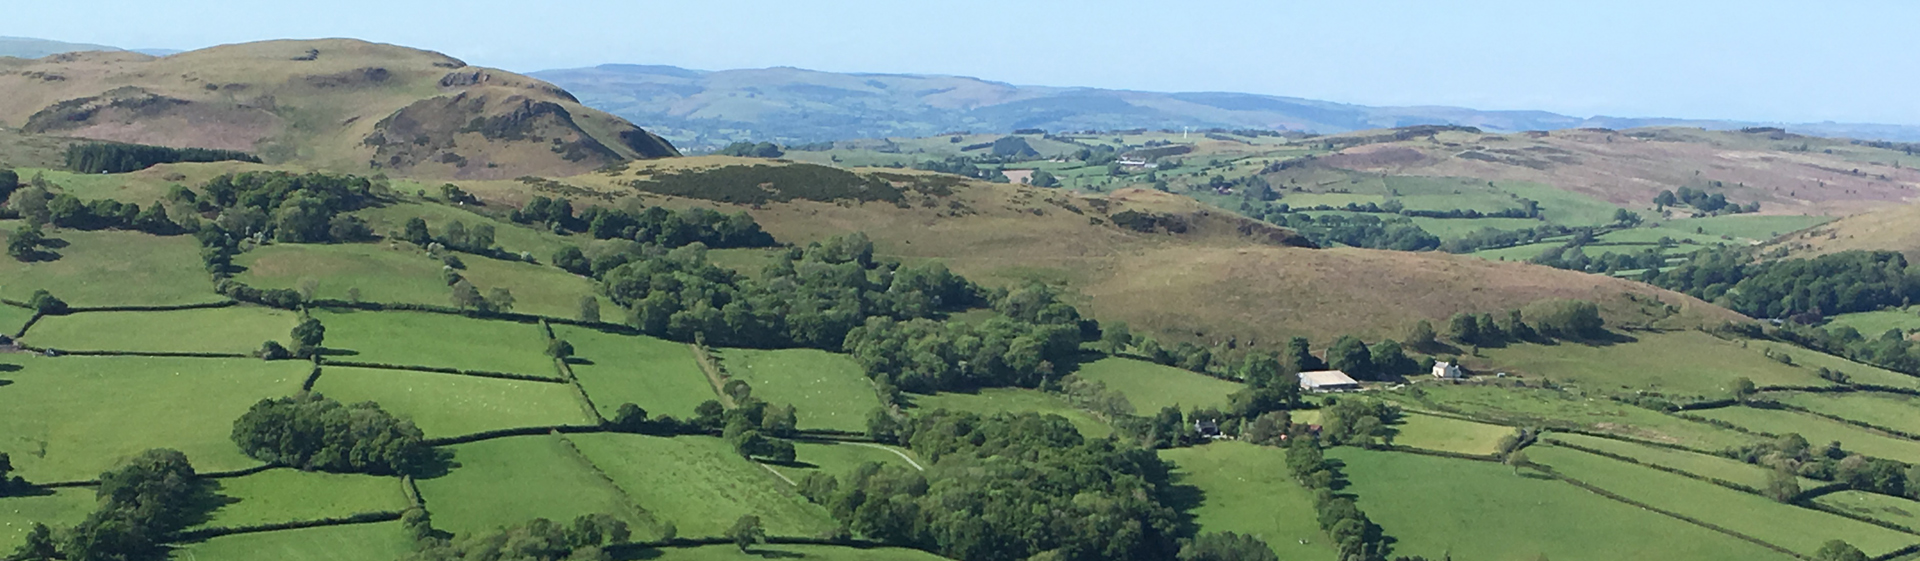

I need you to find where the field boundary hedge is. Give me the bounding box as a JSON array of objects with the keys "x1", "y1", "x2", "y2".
[
  {"x1": 11, "y1": 344, "x2": 251, "y2": 359},
  {"x1": 1872, "y1": 543, "x2": 1920, "y2": 561},
  {"x1": 1756, "y1": 400, "x2": 1920, "y2": 443},
  {"x1": 422, "y1": 424, "x2": 606, "y2": 446},
  {"x1": 604, "y1": 536, "x2": 914, "y2": 554},
  {"x1": 1542, "y1": 438, "x2": 1763, "y2": 494},
  {"x1": 1800, "y1": 496, "x2": 1920, "y2": 537},
  {"x1": 321, "y1": 360, "x2": 566, "y2": 383},
  {"x1": 1552, "y1": 427, "x2": 1729, "y2": 458},
  {"x1": 170, "y1": 510, "x2": 403, "y2": 542},
  {"x1": 1382, "y1": 444, "x2": 1501, "y2": 463},
  {"x1": 13, "y1": 311, "x2": 44, "y2": 339},
  {"x1": 63, "y1": 301, "x2": 237, "y2": 313},
  {"x1": 1542, "y1": 467, "x2": 1807, "y2": 560},
  {"x1": 311, "y1": 301, "x2": 642, "y2": 335}
]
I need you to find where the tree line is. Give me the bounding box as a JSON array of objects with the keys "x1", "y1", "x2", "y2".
[
  {"x1": 513, "y1": 196, "x2": 774, "y2": 250},
  {"x1": 229, "y1": 393, "x2": 438, "y2": 476},
  {"x1": 8, "y1": 449, "x2": 212, "y2": 561},
  {"x1": 63, "y1": 142, "x2": 260, "y2": 174},
  {"x1": 1653, "y1": 249, "x2": 1919, "y2": 320}
]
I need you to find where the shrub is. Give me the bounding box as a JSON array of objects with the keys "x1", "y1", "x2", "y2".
[{"x1": 27, "y1": 289, "x2": 67, "y2": 315}]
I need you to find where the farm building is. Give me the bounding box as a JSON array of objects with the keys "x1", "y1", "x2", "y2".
[
  {"x1": 1299, "y1": 370, "x2": 1361, "y2": 392},
  {"x1": 1432, "y1": 361, "x2": 1464, "y2": 379}
]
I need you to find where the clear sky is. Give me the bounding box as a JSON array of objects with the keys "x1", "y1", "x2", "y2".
[{"x1": 11, "y1": 0, "x2": 1916, "y2": 125}]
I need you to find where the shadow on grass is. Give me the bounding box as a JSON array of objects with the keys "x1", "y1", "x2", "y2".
[
  {"x1": 1159, "y1": 469, "x2": 1206, "y2": 538},
  {"x1": 565, "y1": 357, "x2": 595, "y2": 366},
  {"x1": 0, "y1": 363, "x2": 22, "y2": 372},
  {"x1": 317, "y1": 347, "x2": 361, "y2": 357}
]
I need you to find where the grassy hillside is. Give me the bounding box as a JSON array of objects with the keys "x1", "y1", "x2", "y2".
[
  {"x1": 0, "y1": 38, "x2": 676, "y2": 179},
  {"x1": 1764, "y1": 200, "x2": 1920, "y2": 261}
]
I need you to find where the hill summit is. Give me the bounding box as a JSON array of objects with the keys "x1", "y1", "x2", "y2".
[{"x1": 0, "y1": 39, "x2": 678, "y2": 179}]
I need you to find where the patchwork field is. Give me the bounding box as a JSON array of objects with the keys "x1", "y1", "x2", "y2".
[
  {"x1": 1543, "y1": 433, "x2": 1819, "y2": 489},
  {"x1": 352, "y1": 202, "x2": 579, "y2": 259},
  {"x1": 716, "y1": 347, "x2": 880, "y2": 432},
  {"x1": 0, "y1": 304, "x2": 33, "y2": 336},
  {"x1": 0, "y1": 355, "x2": 309, "y2": 482},
  {"x1": 309, "y1": 367, "x2": 592, "y2": 438},
  {"x1": 1771, "y1": 392, "x2": 1920, "y2": 435},
  {"x1": 1528, "y1": 445, "x2": 1917, "y2": 557},
  {"x1": 1073, "y1": 356, "x2": 1242, "y2": 412},
  {"x1": 1688, "y1": 406, "x2": 1920, "y2": 464},
  {"x1": 0, "y1": 227, "x2": 220, "y2": 306},
  {"x1": 566, "y1": 434, "x2": 834, "y2": 538},
  {"x1": 413, "y1": 435, "x2": 638, "y2": 537},
  {"x1": 198, "y1": 469, "x2": 408, "y2": 529},
  {"x1": 1741, "y1": 338, "x2": 1920, "y2": 390},
  {"x1": 1159, "y1": 442, "x2": 1337, "y2": 561},
  {"x1": 1816, "y1": 491, "x2": 1920, "y2": 531},
  {"x1": 454, "y1": 256, "x2": 600, "y2": 319},
  {"x1": 314, "y1": 310, "x2": 555, "y2": 376},
  {"x1": 174, "y1": 520, "x2": 417, "y2": 561},
  {"x1": 0, "y1": 488, "x2": 94, "y2": 551},
  {"x1": 1474, "y1": 330, "x2": 1830, "y2": 397},
  {"x1": 911, "y1": 388, "x2": 1112, "y2": 438},
  {"x1": 1328, "y1": 448, "x2": 1795, "y2": 561},
  {"x1": 1391, "y1": 413, "x2": 1516, "y2": 455},
  {"x1": 767, "y1": 440, "x2": 921, "y2": 482},
  {"x1": 24, "y1": 306, "x2": 299, "y2": 354},
  {"x1": 234, "y1": 243, "x2": 454, "y2": 306},
  {"x1": 1386, "y1": 384, "x2": 1758, "y2": 451},
  {"x1": 557, "y1": 326, "x2": 716, "y2": 419},
  {"x1": 1824, "y1": 308, "x2": 1920, "y2": 338}
]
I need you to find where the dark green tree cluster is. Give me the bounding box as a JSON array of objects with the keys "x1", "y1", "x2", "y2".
[
  {"x1": 1261, "y1": 212, "x2": 1440, "y2": 251},
  {"x1": 7, "y1": 225, "x2": 52, "y2": 262},
  {"x1": 717, "y1": 141, "x2": 786, "y2": 158},
  {"x1": 27, "y1": 289, "x2": 67, "y2": 315},
  {"x1": 402, "y1": 514, "x2": 630, "y2": 561},
  {"x1": 1519, "y1": 299, "x2": 1606, "y2": 340},
  {"x1": 199, "y1": 172, "x2": 376, "y2": 243},
  {"x1": 1529, "y1": 244, "x2": 1673, "y2": 276},
  {"x1": 0, "y1": 452, "x2": 24, "y2": 496},
  {"x1": 1176, "y1": 532, "x2": 1277, "y2": 561},
  {"x1": 1654, "y1": 249, "x2": 1918, "y2": 320},
  {"x1": 1318, "y1": 398, "x2": 1400, "y2": 448},
  {"x1": 844, "y1": 314, "x2": 1082, "y2": 393},
  {"x1": 514, "y1": 196, "x2": 774, "y2": 251},
  {"x1": 401, "y1": 218, "x2": 496, "y2": 255},
  {"x1": 229, "y1": 393, "x2": 434, "y2": 476},
  {"x1": 1285, "y1": 439, "x2": 1387, "y2": 560},
  {"x1": 1729, "y1": 433, "x2": 1911, "y2": 498},
  {"x1": 1653, "y1": 186, "x2": 1757, "y2": 214},
  {"x1": 1773, "y1": 322, "x2": 1920, "y2": 377},
  {"x1": 20, "y1": 449, "x2": 213, "y2": 561},
  {"x1": 63, "y1": 142, "x2": 260, "y2": 174},
  {"x1": 1444, "y1": 309, "x2": 1535, "y2": 347},
  {"x1": 806, "y1": 411, "x2": 1181, "y2": 561},
  {"x1": 1437, "y1": 224, "x2": 1576, "y2": 254},
  {"x1": 42, "y1": 195, "x2": 181, "y2": 234}
]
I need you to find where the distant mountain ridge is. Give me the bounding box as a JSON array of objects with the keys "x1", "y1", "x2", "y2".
[{"x1": 532, "y1": 64, "x2": 1920, "y2": 151}]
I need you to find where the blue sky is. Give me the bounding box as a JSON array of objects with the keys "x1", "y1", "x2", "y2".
[{"x1": 11, "y1": 0, "x2": 1916, "y2": 125}]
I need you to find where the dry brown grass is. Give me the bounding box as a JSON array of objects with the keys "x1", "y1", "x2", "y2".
[{"x1": 1762, "y1": 201, "x2": 1920, "y2": 261}]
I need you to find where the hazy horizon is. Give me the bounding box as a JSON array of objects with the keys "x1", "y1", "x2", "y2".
[{"x1": 9, "y1": 0, "x2": 1917, "y2": 127}]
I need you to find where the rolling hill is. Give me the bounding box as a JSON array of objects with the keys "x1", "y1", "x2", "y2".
[
  {"x1": 0, "y1": 36, "x2": 121, "y2": 59},
  {"x1": 1762, "y1": 200, "x2": 1920, "y2": 261},
  {"x1": 0, "y1": 39, "x2": 678, "y2": 179},
  {"x1": 531, "y1": 64, "x2": 1920, "y2": 151}
]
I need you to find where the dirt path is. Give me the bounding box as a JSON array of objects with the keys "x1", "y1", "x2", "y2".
[{"x1": 757, "y1": 462, "x2": 797, "y2": 486}]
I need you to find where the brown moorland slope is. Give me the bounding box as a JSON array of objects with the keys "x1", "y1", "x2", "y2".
[
  {"x1": 1312, "y1": 127, "x2": 1920, "y2": 216},
  {"x1": 507, "y1": 160, "x2": 1743, "y2": 345},
  {"x1": 0, "y1": 38, "x2": 677, "y2": 179},
  {"x1": 1761, "y1": 201, "x2": 1920, "y2": 262}
]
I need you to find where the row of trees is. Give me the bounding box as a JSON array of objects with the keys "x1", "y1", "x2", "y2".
[
  {"x1": 199, "y1": 172, "x2": 378, "y2": 243},
  {"x1": 1653, "y1": 249, "x2": 1919, "y2": 320},
  {"x1": 10, "y1": 449, "x2": 210, "y2": 561},
  {"x1": 1653, "y1": 186, "x2": 1758, "y2": 215},
  {"x1": 511, "y1": 196, "x2": 774, "y2": 251},
  {"x1": 401, "y1": 514, "x2": 633, "y2": 561},
  {"x1": 1260, "y1": 212, "x2": 1441, "y2": 252},
  {"x1": 63, "y1": 142, "x2": 260, "y2": 174},
  {"x1": 229, "y1": 393, "x2": 437, "y2": 476},
  {"x1": 1284, "y1": 437, "x2": 1389, "y2": 560}
]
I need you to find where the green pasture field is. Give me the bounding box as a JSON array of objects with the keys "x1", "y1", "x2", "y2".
[
  {"x1": 566, "y1": 434, "x2": 834, "y2": 538},
  {"x1": 173, "y1": 520, "x2": 417, "y2": 561},
  {"x1": 1391, "y1": 413, "x2": 1515, "y2": 455},
  {"x1": 1071, "y1": 356, "x2": 1241, "y2": 412},
  {"x1": 0, "y1": 355, "x2": 308, "y2": 482},
  {"x1": 705, "y1": 248, "x2": 785, "y2": 279},
  {"x1": 310, "y1": 367, "x2": 590, "y2": 438},
  {"x1": 637, "y1": 544, "x2": 951, "y2": 560},
  {"x1": 1475, "y1": 330, "x2": 1832, "y2": 397},
  {"x1": 1528, "y1": 445, "x2": 1916, "y2": 556},
  {"x1": 234, "y1": 243, "x2": 450, "y2": 305},
  {"x1": 1662, "y1": 215, "x2": 1831, "y2": 241},
  {"x1": 1815, "y1": 491, "x2": 1920, "y2": 531},
  {"x1": 1825, "y1": 308, "x2": 1920, "y2": 339},
  {"x1": 1770, "y1": 391, "x2": 1920, "y2": 436},
  {"x1": 555, "y1": 326, "x2": 715, "y2": 420},
  {"x1": 911, "y1": 388, "x2": 1112, "y2": 439},
  {"x1": 767, "y1": 440, "x2": 921, "y2": 482},
  {"x1": 1159, "y1": 442, "x2": 1338, "y2": 561},
  {"x1": 1328, "y1": 448, "x2": 1794, "y2": 561},
  {"x1": 198, "y1": 469, "x2": 407, "y2": 529},
  {"x1": 414, "y1": 435, "x2": 638, "y2": 537},
  {"x1": 1543, "y1": 433, "x2": 1819, "y2": 489},
  {"x1": 25, "y1": 307, "x2": 298, "y2": 354},
  {"x1": 453, "y1": 255, "x2": 600, "y2": 319},
  {"x1": 352, "y1": 201, "x2": 579, "y2": 259},
  {"x1": 1738, "y1": 338, "x2": 1920, "y2": 390},
  {"x1": 0, "y1": 226, "x2": 220, "y2": 307},
  {"x1": 715, "y1": 348, "x2": 880, "y2": 432},
  {"x1": 314, "y1": 310, "x2": 554, "y2": 376},
  {"x1": 0, "y1": 488, "x2": 93, "y2": 551},
  {"x1": 1690, "y1": 406, "x2": 1920, "y2": 464},
  {"x1": 1470, "y1": 241, "x2": 1558, "y2": 262},
  {"x1": 0, "y1": 303, "x2": 34, "y2": 336},
  {"x1": 1384, "y1": 384, "x2": 1757, "y2": 451}
]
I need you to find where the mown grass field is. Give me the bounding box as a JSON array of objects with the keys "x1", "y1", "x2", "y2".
[
  {"x1": 1772, "y1": 392, "x2": 1920, "y2": 435},
  {"x1": 25, "y1": 307, "x2": 298, "y2": 354},
  {"x1": 1473, "y1": 330, "x2": 1830, "y2": 397},
  {"x1": 1072, "y1": 356, "x2": 1241, "y2": 412},
  {"x1": 414, "y1": 435, "x2": 639, "y2": 537},
  {"x1": 1825, "y1": 308, "x2": 1920, "y2": 338},
  {"x1": 0, "y1": 304, "x2": 33, "y2": 336},
  {"x1": 1391, "y1": 413, "x2": 1515, "y2": 455},
  {"x1": 0, "y1": 355, "x2": 309, "y2": 482},
  {"x1": 557, "y1": 326, "x2": 716, "y2": 420},
  {"x1": 314, "y1": 310, "x2": 554, "y2": 376},
  {"x1": 198, "y1": 469, "x2": 408, "y2": 529},
  {"x1": 639, "y1": 544, "x2": 952, "y2": 560},
  {"x1": 767, "y1": 441, "x2": 921, "y2": 482},
  {"x1": 1688, "y1": 406, "x2": 1920, "y2": 464},
  {"x1": 175, "y1": 520, "x2": 417, "y2": 561},
  {"x1": 310, "y1": 367, "x2": 591, "y2": 438},
  {"x1": 1328, "y1": 448, "x2": 1795, "y2": 561},
  {"x1": 911, "y1": 388, "x2": 1112, "y2": 438},
  {"x1": 0, "y1": 488, "x2": 94, "y2": 551},
  {"x1": 454, "y1": 256, "x2": 600, "y2": 319},
  {"x1": 234, "y1": 243, "x2": 451, "y2": 305},
  {"x1": 1159, "y1": 442, "x2": 1337, "y2": 561},
  {"x1": 566, "y1": 434, "x2": 834, "y2": 538},
  {"x1": 1528, "y1": 445, "x2": 1917, "y2": 556},
  {"x1": 717, "y1": 348, "x2": 880, "y2": 432},
  {"x1": 1815, "y1": 491, "x2": 1920, "y2": 531},
  {"x1": 1386, "y1": 384, "x2": 1757, "y2": 451},
  {"x1": 0, "y1": 226, "x2": 220, "y2": 307},
  {"x1": 1543, "y1": 433, "x2": 1819, "y2": 489},
  {"x1": 1663, "y1": 215, "x2": 1831, "y2": 241}
]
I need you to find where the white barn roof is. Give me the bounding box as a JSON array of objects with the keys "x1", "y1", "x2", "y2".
[{"x1": 1298, "y1": 370, "x2": 1360, "y2": 388}]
